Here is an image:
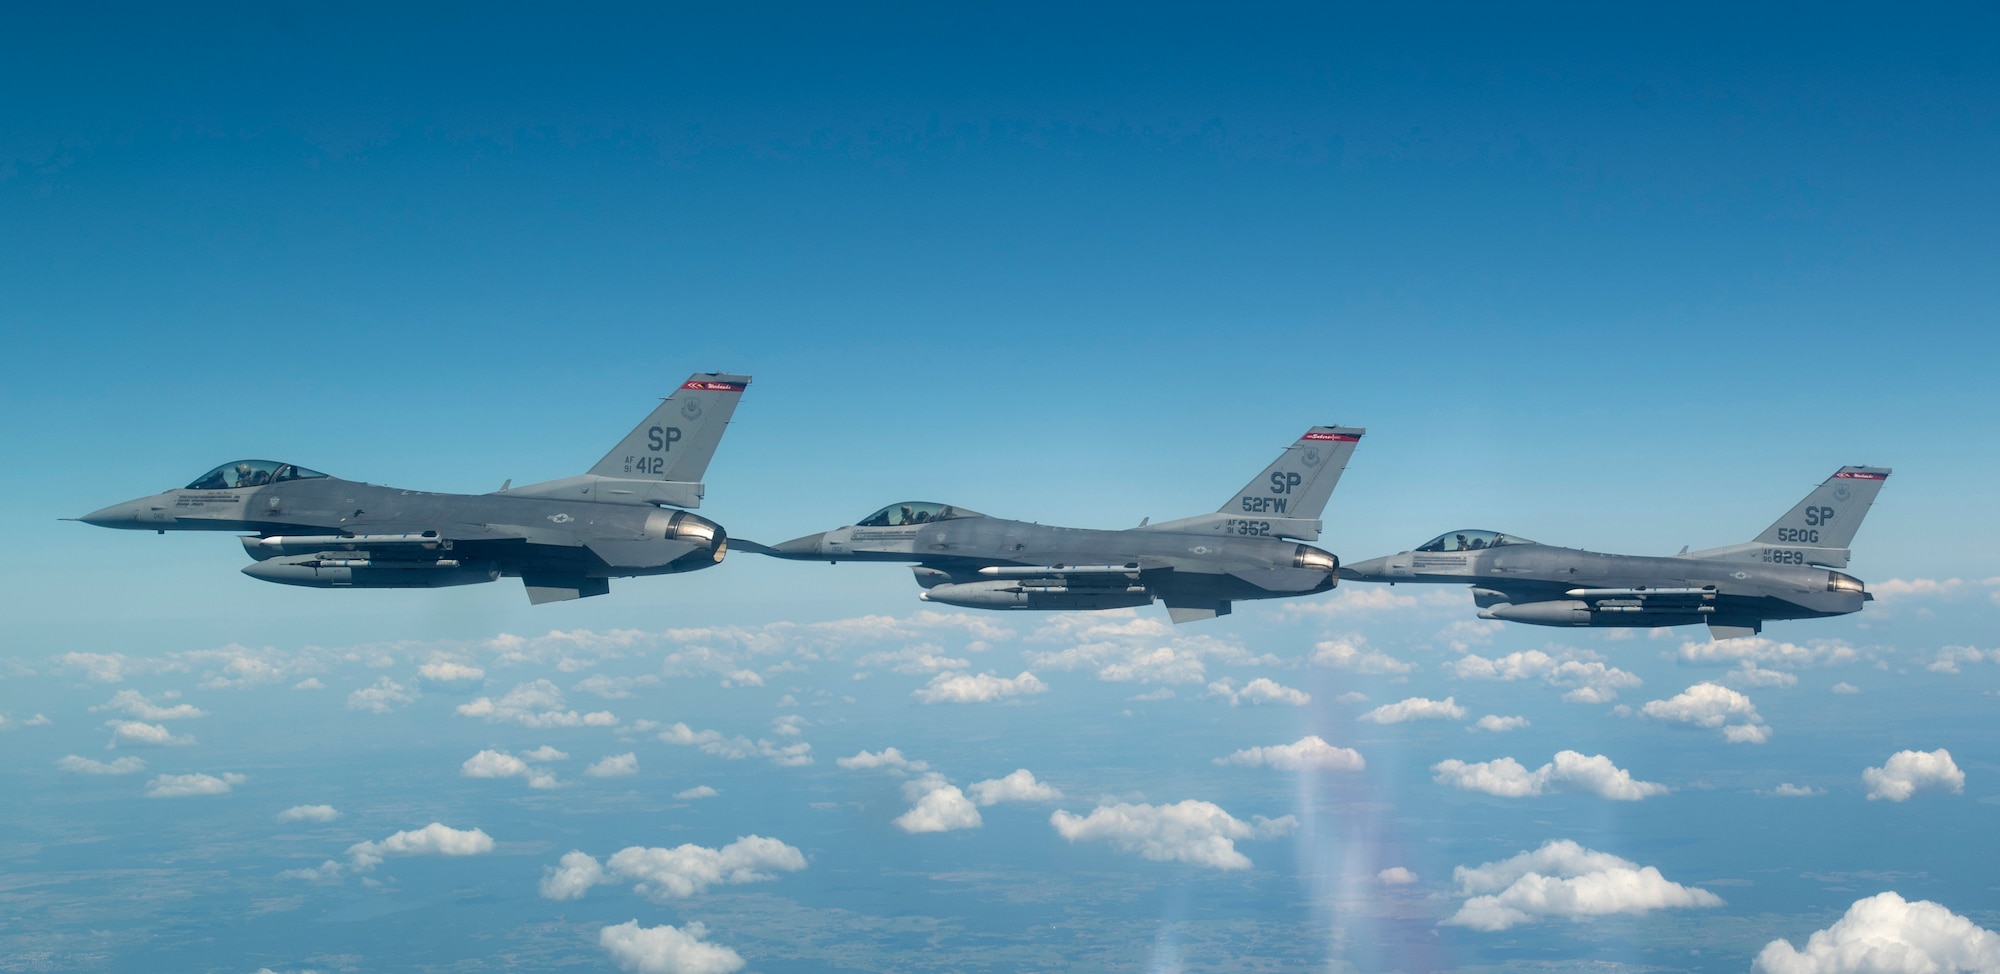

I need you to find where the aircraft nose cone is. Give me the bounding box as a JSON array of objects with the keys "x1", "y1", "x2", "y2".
[
  {"x1": 771, "y1": 531, "x2": 828, "y2": 557},
  {"x1": 78, "y1": 500, "x2": 148, "y2": 528},
  {"x1": 1340, "y1": 556, "x2": 1391, "y2": 580}
]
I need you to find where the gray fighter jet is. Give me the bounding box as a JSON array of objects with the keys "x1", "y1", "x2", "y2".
[
  {"x1": 76, "y1": 374, "x2": 751, "y2": 603},
  {"x1": 1340, "y1": 465, "x2": 1891, "y2": 638},
  {"x1": 746, "y1": 427, "x2": 1365, "y2": 623}
]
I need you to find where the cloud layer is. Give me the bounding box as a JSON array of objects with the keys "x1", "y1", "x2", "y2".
[
  {"x1": 1754, "y1": 891, "x2": 2000, "y2": 973},
  {"x1": 600, "y1": 920, "x2": 744, "y2": 974},
  {"x1": 541, "y1": 836, "x2": 806, "y2": 900},
  {"x1": 1050, "y1": 800, "x2": 1296, "y2": 870},
  {"x1": 1862, "y1": 749, "x2": 1964, "y2": 802},
  {"x1": 1640, "y1": 682, "x2": 1769, "y2": 742},
  {"x1": 1444, "y1": 839, "x2": 1723, "y2": 930},
  {"x1": 1217, "y1": 736, "x2": 1366, "y2": 772},
  {"x1": 1432, "y1": 751, "x2": 1667, "y2": 800},
  {"x1": 1359, "y1": 696, "x2": 1466, "y2": 724}
]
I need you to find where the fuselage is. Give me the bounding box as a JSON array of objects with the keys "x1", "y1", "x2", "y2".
[
  {"x1": 1343, "y1": 538, "x2": 1868, "y2": 629},
  {"x1": 81, "y1": 472, "x2": 726, "y2": 585},
  {"x1": 766, "y1": 502, "x2": 1337, "y2": 614}
]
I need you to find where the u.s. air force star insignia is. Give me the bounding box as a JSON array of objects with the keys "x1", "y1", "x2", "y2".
[
  {"x1": 1302, "y1": 448, "x2": 1322, "y2": 467},
  {"x1": 1190, "y1": 545, "x2": 1211, "y2": 555},
  {"x1": 681, "y1": 399, "x2": 704, "y2": 420},
  {"x1": 548, "y1": 513, "x2": 574, "y2": 523}
]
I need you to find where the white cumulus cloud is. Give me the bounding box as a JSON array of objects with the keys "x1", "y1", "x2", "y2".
[
  {"x1": 1309, "y1": 635, "x2": 1413, "y2": 675},
  {"x1": 894, "y1": 774, "x2": 983, "y2": 833},
  {"x1": 1359, "y1": 696, "x2": 1466, "y2": 724},
  {"x1": 1640, "y1": 682, "x2": 1768, "y2": 742},
  {"x1": 837, "y1": 747, "x2": 929, "y2": 773},
  {"x1": 600, "y1": 920, "x2": 744, "y2": 974},
  {"x1": 1050, "y1": 800, "x2": 1296, "y2": 870},
  {"x1": 1680, "y1": 635, "x2": 1856, "y2": 668},
  {"x1": 1451, "y1": 649, "x2": 1642, "y2": 702},
  {"x1": 1216, "y1": 735, "x2": 1365, "y2": 772},
  {"x1": 587, "y1": 753, "x2": 639, "y2": 777},
  {"x1": 1378, "y1": 866, "x2": 1419, "y2": 885},
  {"x1": 657, "y1": 723, "x2": 812, "y2": 767},
  {"x1": 347, "y1": 677, "x2": 418, "y2": 714},
  {"x1": 461, "y1": 749, "x2": 557, "y2": 789},
  {"x1": 675, "y1": 785, "x2": 719, "y2": 800},
  {"x1": 456, "y1": 679, "x2": 614, "y2": 728},
  {"x1": 277, "y1": 804, "x2": 339, "y2": 822},
  {"x1": 1862, "y1": 749, "x2": 1965, "y2": 802},
  {"x1": 105, "y1": 719, "x2": 193, "y2": 747},
  {"x1": 92, "y1": 689, "x2": 205, "y2": 721},
  {"x1": 855, "y1": 645, "x2": 972, "y2": 675},
  {"x1": 1926, "y1": 645, "x2": 2000, "y2": 675},
  {"x1": 967, "y1": 769, "x2": 1062, "y2": 806},
  {"x1": 1753, "y1": 891, "x2": 2000, "y2": 973},
  {"x1": 145, "y1": 772, "x2": 246, "y2": 798},
  {"x1": 1206, "y1": 677, "x2": 1310, "y2": 707},
  {"x1": 912, "y1": 670, "x2": 1047, "y2": 704},
  {"x1": 1444, "y1": 839, "x2": 1723, "y2": 930},
  {"x1": 542, "y1": 836, "x2": 806, "y2": 900},
  {"x1": 57, "y1": 754, "x2": 146, "y2": 775},
  {"x1": 1472, "y1": 715, "x2": 1530, "y2": 733},
  {"x1": 418, "y1": 660, "x2": 486, "y2": 682},
  {"x1": 347, "y1": 823, "x2": 494, "y2": 872},
  {"x1": 1432, "y1": 751, "x2": 1667, "y2": 800}
]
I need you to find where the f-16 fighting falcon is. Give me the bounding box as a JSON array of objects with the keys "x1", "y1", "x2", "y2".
[
  {"x1": 1340, "y1": 465, "x2": 1891, "y2": 638},
  {"x1": 76, "y1": 374, "x2": 751, "y2": 604},
  {"x1": 744, "y1": 427, "x2": 1365, "y2": 623}
]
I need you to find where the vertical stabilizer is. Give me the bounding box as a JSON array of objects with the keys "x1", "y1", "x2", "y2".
[
  {"x1": 1752, "y1": 466, "x2": 1891, "y2": 551},
  {"x1": 1684, "y1": 465, "x2": 1890, "y2": 568},
  {"x1": 590, "y1": 374, "x2": 752, "y2": 485},
  {"x1": 1218, "y1": 426, "x2": 1365, "y2": 521}
]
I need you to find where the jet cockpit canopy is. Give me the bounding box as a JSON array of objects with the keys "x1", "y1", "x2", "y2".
[
  {"x1": 185, "y1": 460, "x2": 331, "y2": 491},
  {"x1": 855, "y1": 501, "x2": 983, "y2": 527},
  {"x1": 1415, "y1": 529, "x2": 1535, "y2": 553}
]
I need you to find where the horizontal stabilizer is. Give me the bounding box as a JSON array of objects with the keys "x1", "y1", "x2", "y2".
[
  {"x1": 523, "y1": 575, "x2": 611, "y2": 604},
  {"x1": 1165, "y1": 603, "x2": 1229, "y2": 624},
  {"x1": 1708, "y1": 620, "x2": 1762, "y2": 639}
]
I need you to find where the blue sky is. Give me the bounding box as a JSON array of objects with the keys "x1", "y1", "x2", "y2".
[{"x1": 4, "y1": 5, "x2": 1999, "y2": 972}]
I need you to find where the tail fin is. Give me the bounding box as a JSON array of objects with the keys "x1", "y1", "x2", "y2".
[
  {"x1": 508, "y1": 373, "x2": 750, "y2": 508},
  {"x1": 590, "y1": 374, "x2": 752, "y2": 485},
  {"x1": 1752, "y1": 465, "x2": 1891, "y2": 552},
  {"x1": 1685, "y1": 465, "x2": 1890, "y2": 568},
  {"x1": 1218, "y1": 426, "x2": 1365, "y2": 521}
]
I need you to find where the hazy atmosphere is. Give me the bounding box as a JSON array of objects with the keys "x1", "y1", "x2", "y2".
[{"x1": 4, "y1": 5, "x2": 1997, "y2": 972}]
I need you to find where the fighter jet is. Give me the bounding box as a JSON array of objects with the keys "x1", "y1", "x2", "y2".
[
  {"x1": 1340, "y1": 465, "x2": 1890, "y2": 638},
  {"x1": 745, "y1": 427, "x2": 1365, "y2": 623},
  {"x1": 76, "y1": 374, "x2": 751, "y2": 604}
]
